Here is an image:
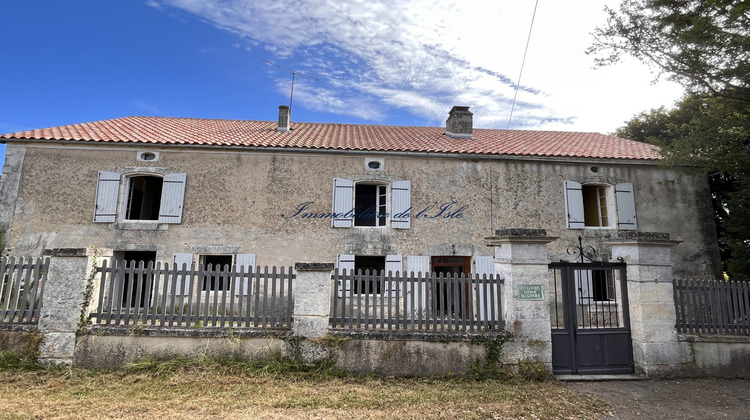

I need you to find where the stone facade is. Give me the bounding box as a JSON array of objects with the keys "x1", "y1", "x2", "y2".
[{"x1": 0, "y1": 142, "x2": 720, "y2": 278}]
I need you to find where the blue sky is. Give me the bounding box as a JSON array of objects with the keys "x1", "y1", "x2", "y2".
[{"x1": 0, "y1": 0, "x2": 684, "y2": 169}]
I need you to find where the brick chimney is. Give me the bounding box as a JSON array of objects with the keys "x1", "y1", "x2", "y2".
[
  {"x1": 277, "y1": 105, "x2": 290, "y2": 132},
  {"x1": 445, "y1": 106, "x2": 473, "y2": 139}
]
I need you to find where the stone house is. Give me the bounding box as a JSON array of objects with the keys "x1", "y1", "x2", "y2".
[
  {"x1": 0, "y1": 105, "x2": 730, "y2": 375},
  {"x1": 0, "y1": 106, "x2": 720, "y2": 282}
]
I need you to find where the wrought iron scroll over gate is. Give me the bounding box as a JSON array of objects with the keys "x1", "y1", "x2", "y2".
[{"x1": 549, "y1": 262, "x2": 634, "y2": 375}]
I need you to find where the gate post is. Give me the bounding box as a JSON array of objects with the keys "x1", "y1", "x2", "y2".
[
  {"x1": 486, "y1": 229, "x2": 557, "y2": 369},
  {"x1": 38, "y1": 247, "x2": 112, "y2": 366},
  {"x1": 292, "y1": 262, "x2": 334, "y2": 339},
  {"x1": 606, "y1": 231, "x2": 690, "y2": 377}
]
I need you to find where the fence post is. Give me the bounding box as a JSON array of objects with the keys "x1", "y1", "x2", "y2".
[
  {"x1": 37, "y1": 247, "x2": 112, "y2": 366},
  {"x1": 486, "y1": 229, "x2": 557, "y2": 369},
  {"x1": 606, "y1": 231, "x2": 689, "y2": 376},
  {"x1": 292, "y1": 262, "x2": 334, "y2": 338}
]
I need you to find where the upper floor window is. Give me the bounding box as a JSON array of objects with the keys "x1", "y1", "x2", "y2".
[
  {"x1": 332, "y1": 178, "x2": 411, "y2": 229},
  {"x1": 354, "y1": 183, "x2": 388, "y2": 227},
  {"x1": 564, "y1": 181, "x2": 637, "y2": 230},
  {"x1": 126, "y1": 176, "x2": 163, "y2": 221},
  {"x1": 94, "y1": 170, "x2": 186, "y2": 224}
]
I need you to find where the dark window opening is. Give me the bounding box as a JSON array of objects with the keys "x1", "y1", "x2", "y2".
[
  {"x1": 201, "y1": 255, "x2": 233, "y2": 291},
  {"x1": 354, "y1": 183, "x2": 387, "y2": 227},
  {"x1": 582, "y1": 185, "x2": 608, "y2": 227},
  {"x1": 353, "y1": 255, "x2": 385, "y2": 294},
  {"x1": 118, "y1": 251, "x2": 157, "y2": 307},
  {"x1": 592, "y1": 270, "x2": 615, "y2": 301},
  {"x1": 126, "y1": 176, "x2": 163, "y2": 221}
]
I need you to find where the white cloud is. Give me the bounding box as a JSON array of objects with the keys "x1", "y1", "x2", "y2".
[{"x1": 152, "y1": 0, "x2": 684, "y2": 133}]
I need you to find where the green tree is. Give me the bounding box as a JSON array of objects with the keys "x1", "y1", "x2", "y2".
[
  {"x1": 590, "y1": 0, "x2": 750, "y2": 103},
  {"x1": 615, "y1": 95, "x2": 750, "y2": 280}
]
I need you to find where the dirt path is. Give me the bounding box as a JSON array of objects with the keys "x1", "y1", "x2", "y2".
[{"x1": 563, "y1": 378, "x2": 750, "y2": 419}]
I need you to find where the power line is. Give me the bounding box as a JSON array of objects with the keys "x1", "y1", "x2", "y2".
[{"x1": 506, "y1": 0, "x2": 540, "y2": 130}]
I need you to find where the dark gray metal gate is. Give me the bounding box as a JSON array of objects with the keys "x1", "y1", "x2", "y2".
[{"x1": 549, "y1": 262, "x2": 634, "y2": 374}]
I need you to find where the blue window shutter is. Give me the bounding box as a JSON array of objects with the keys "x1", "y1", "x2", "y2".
[
  {"x1": 94, "y1": 171, "x2": 120, "y2": 222},
  {"x1": 336, "y1": 254, "x2": 355, "y2": 297},
  {"x1": 234, "y1": 254, "x2": 256, "y2": 296},
  {"x1": 332, "y1": 178, "x2": 353, "y2": 228},
  {"x1": 615, "y1": 183, "x2": 638, "y2": 230},
  {"x1": 564, "y1": 180, "x2": 585, "y2": 229},
  {"x1": 391, "y1": 180, "x2": 411, "y2": 229},
  {"x1": 385, "y1": 254, "x2": 403, "y2": 292},
  {"x1": 474, "y1": 256, "x2": 495, "y2": 322},
  {"x1": 173, "y1": 253, "x2": 194, "y2": 295},
  {"x1": 158, "y1": 173, "x2": 187, "y2": 224}
]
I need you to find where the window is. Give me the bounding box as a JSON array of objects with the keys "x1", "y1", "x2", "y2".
[
  {"x1": 94, "y1": 171, "x2": 186, "y2": 224},
  {"x1": 201, "y1": 254, "x2": 233, "y2": 291},
  {"x1": 564, "y1": 181, "x2": 637, "y2": 230},
  {"x1": 354, "y1": 183, "x2": 387, "y2": 227},
  {"x1": 332, "y1": 178, "x2": 411, "y2": 229},
  {"x1": 173, "y1": 253, "x2": 256, "y2": 295},
  {"x1": 576, "y1": 269, "x2": 616, "y2": 303},
  {"x1": 126, "y1": 176, "x2": 163, "y2": 221},
  {"x1": 114, "y1": 251, "x2": 157, "y2": 307},
  {"x1": 582, "y1": 185, "x2": 608, "y2": 227},
  {"x1": 336, "y1": 254, "x2": 402, "y2": 296}
]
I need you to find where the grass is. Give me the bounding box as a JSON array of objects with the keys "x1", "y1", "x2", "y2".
[{"x1": 0, "y1": 358, "x2": 609, "y2": 420}]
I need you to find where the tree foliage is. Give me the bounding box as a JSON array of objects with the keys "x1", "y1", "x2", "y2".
[
  {"x1": 593, "y1": 0, "x2": 750, "y2": 280},
  {"x1": 589, "y1": 0, "x2": 750, "y2": 103},
  {"x1": 615, "y1": 95, "x2": 750, "y2": 280}
]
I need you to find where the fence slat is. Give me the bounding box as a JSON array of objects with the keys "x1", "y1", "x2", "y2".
[{"x1": 673, "y1": 278, "x2": 750, "y2": 336}]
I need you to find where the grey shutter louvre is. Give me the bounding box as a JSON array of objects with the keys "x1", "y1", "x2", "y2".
[
  {"x1": 385, "y1": 254, "x2": 403, "y2": 293},
  {"x1": 94, "y1": 171, "x2": 120, "y2": 222},
  {"x1": 234, "y1": 253, "x2": 256, "y2": 295},
  {"x1": 474, "y1": 256, "x2": 495, "y2": 321},
  {"x1": 336, "y1": 254, "x2": 355, "y2": 297},
  {"x1": 615, "y1": 183, "x2": 638, "y2": 230},
  {"x1": 576, "y1": 270, "x2": 593, "y2": 303},
  {"x1": 390, "y1": 180, "x2": 411, "y2": 229},
  {"x1": 332, "y1": 178, "x2": 353, "y2": 228},
  {"x1": 158, "y1": 173, "x2": 187, "y2": 224},
  {"x1": 406, "y1": 255, "x2": 430, "y2": 314},
  {"x1": 173, "y1": 253, "x2": 194, "y2": 295},
  {"x1": 564, "y1": 180, "x2": 585, "y2": 229}
]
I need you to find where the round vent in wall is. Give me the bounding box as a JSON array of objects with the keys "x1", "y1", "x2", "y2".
[
  {"x1": 137, "y1": 151, "x2": 160, "y2": 162},
  {"x1": 365, "y1": 158, "x2": 384, "y2": 171}
]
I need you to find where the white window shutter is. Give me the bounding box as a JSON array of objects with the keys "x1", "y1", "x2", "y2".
[
  {"x1": 576, "y1": 270, "x2": 593, "y2": 304},
  {"x1": 332, "y1": 178, "x2": 354, "y2": 228},
  {"x1": 173, "y1": 253, "x2": 194, "y2": 295},
  {"x1": 385, "y1": 254, "x2": 403, "y2": 293},
  {"x1": 406, "y1": 255, "x2": 430, "y2": 314},
  {"x1": 390, "y1": 180, "x2": 411, "y2": 229},
  {"x1": 94, "y1": 171, "x2": 120, "y2": 222},
  {"x1": 158, "y1": 173, "x2": 187, "y2": 224},
  {"x1": 336, "y1": 254, "x2": 355, "y2": 297},
  {"x1": 564, "y1": 180, "x2": 585, "y2": 229},
  {"x1": 474, "y1": 256, "x2": 495, "y2": 321},
  {"x1": 615, "y1": 183, "x2": 638, "y2": 231},
  {"x1": 234, "y1": 254, "x2": 256, "y2": 296}
]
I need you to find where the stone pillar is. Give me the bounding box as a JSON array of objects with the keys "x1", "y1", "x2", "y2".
[
  {"x1": 38, "y1": 247, "x2": 112, "y2": 366},
  {"x1": 606, "y1": 231, "x2": 690, "y2": 376},
  {"x1": 292, "y1": 262, "x2": 334, "y2": 338},
  {"x1": 486, "y1": 229, "x2": 557, "y2": 367}
]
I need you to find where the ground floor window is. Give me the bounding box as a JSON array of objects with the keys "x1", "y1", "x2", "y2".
[{"x1": 201, "y1": 254, "x2": 233, "y2": 291}]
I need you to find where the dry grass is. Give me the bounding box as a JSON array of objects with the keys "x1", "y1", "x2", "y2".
[{"x1": 0, "y1": 364, "x2": 608, "y2": 420}]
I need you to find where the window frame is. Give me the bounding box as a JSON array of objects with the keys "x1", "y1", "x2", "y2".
[
  {"x1": 563, "y1": 181, "x2": 637, "y2": 231},
  {"x1": 332, "y1": 178, "x2": 411, "y2": 229},
  {"x1": 94, "y1": 169, "x2": 186, "y2": 225}
]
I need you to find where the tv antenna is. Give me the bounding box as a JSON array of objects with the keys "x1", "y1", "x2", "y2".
[{"x1": 259, "y1": 59, "x2": 319, "y2": 116}]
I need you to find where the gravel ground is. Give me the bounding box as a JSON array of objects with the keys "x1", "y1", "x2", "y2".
[{"x1": 563, "y1": 378, "x2": 750, "y2": 419}]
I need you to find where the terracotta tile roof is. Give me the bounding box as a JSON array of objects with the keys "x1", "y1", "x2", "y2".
[{"x1": 0, "y1": 116, "x2": 659, "y2": 160}]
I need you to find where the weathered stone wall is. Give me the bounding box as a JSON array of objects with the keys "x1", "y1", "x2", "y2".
[{"x1": 0, "y1": 143, "x2": 720, "y2": 278}]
